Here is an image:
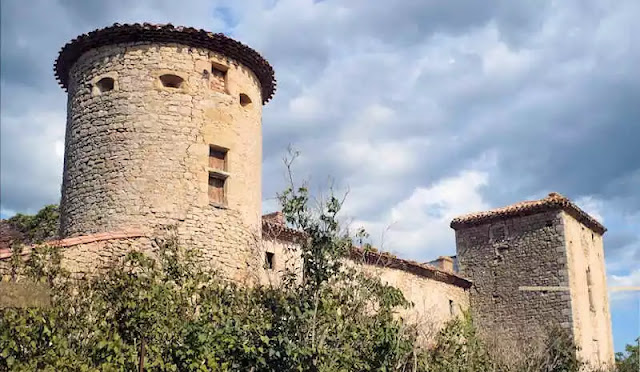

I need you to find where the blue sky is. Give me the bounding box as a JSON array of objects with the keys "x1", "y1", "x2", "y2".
[{"x1": 1, "y1": 0, "x2": 638, "y2": 352}]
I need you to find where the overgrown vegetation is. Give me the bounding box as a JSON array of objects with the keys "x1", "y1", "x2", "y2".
[
  {"x1": 5, "y1": 204, "x2": 60, "y2": 244},
  {"x1": 0, "y1": 156, "x2": 634, "y2": 371},
  {"x1": 615, "y1": 338, "x2": 639, "y2": 372}
]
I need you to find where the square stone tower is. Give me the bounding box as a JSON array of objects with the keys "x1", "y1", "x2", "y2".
[{"x1": 451, "y1": 192, "x2": 614, "y2": 367}]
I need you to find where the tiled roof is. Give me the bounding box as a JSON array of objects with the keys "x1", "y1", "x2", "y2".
[
  {"x1": 350, "y1": 247, "x2": 472, "y2": 289},
  {"x1": 261, "y1": 213, "x2": 306, "y2": 242},
  {"x1": 260, "y1": 213, "x2": 472, "y2": 288},
  {"x1": 450, "y1": 192, "x2": 606, "y2": 234},
  {"x1": 0, "y1": 229, "x2": 146, "y2": 261},
  {"x1": 54, "y1": 23, "x2": 276, "y2": 104}
]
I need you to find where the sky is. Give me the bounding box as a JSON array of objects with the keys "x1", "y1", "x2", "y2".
[{"x1": 1, "y1": 0, "x2": 638, "y2": 352}]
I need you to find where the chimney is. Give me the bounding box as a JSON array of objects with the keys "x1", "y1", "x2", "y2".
[
  {"x1": 433, "y1": 256, "x2": 454, "y2": 272},
  {"x1": 262, "y1": 211, "x2": 285, "y2": 225}
]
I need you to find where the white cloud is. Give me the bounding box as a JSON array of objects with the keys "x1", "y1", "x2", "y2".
[
  {"x1": 609, "y1": 269, "x2": 640, "y2": 305},
  {"x1": 348, "y1": 170, "x2": 489, "y2": 260},
  {"x1": 575, "y1": 196, "x2": 605, "y2": 223}
]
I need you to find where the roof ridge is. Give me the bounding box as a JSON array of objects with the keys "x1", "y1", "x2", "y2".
[{"x1": 450, "y1": 192, "x2": 606, "y2": 234}]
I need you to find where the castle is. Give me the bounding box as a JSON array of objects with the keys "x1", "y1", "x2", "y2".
[{"x1": 0, "y1": 23, "x2": 615, "y2": 368}]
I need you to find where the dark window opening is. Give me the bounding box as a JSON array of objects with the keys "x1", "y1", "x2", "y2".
[
  {"x1": 211, "y1": 63, "x2": 228, "y2": 76},
  {"x1": 265, "y1": 252, "x2": 275, "y2": 270},
  {"x1": 209, "y1": 146, "x2": 227, "y2": 170},
  {"x1": 159, "y1": 74, "x2": 184, "y2": 88},
  {"x1": 449, "y1": 300, "x2": 455, "y2": 315},
  {"x1": 546, "y1": 220, "x2": 554, "y2": 227},
  {"x1": 95, "y1": 77, "x2": 115, "y2": 93},
  {"x1": 239, "y1": 93, "x2": 252, "y2": 107}
]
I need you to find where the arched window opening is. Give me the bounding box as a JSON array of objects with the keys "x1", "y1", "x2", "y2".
[
  {"x1": 95, "y1": 77, "x2": 115, "y2": 94},
  {"x1": 239, "y1": 93, "x2": 252, "y2": 107},
  {"x1": 159, "y1": 74, "x2": 184, "y2": 89}
]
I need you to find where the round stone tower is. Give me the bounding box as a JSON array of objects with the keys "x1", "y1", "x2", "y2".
[{"x1": 54, "y1": 23, "x2": 276, "y2": 280}]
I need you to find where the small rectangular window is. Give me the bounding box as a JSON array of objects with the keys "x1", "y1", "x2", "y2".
[
  {"x1": 265, "y1": 252, "x2": 275, "y2": 270},
  {"x1": 449, "y1": 299, "x2": 455, "y2": 315},
  {"x1": 208, "y1": 175, "x2": 225, "y2": 205},
  {"x1": 208, "y1": 145, "x2": 228, "y2": 205},
  {"x1": 210, "y1": 62, "x2": 228, "y2": 92},
  {"x1": 209, "y1": 146, "x2": 227, "y2": 170}
]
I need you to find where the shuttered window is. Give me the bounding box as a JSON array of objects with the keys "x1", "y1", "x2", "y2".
[{"x1": 208, "y1": 146, "x2": 228, "y2": 205}]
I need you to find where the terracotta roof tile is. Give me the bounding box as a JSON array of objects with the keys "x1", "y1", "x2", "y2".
[
  {"x1": 0, "y1": 229, "x2": 147, "y2": 261},
  {"x1": 54, "y1": 23, "x2": 276, "y2": 104},
  {"x1": 450, "y1": 192, "x2": 606, "y2": 234},
  {"x1": 350, "y1": 246, "x2": 472, "y2": 289},
  {"x1": 260, "y1": 213, "x2": 471, "y2": 288}
]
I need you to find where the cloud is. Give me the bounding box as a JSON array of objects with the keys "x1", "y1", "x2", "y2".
[
  {"x1": 609, "y1": 269, "x2": 640, "y2": 305},
  {"x1": 346, "y1": 170, "x2": 489, "y2": 260},
  {"x1": 2, "y1": 0, "x2": 638, "y2": 263},
  {"x1": 2, "y1": 0, "x2": 639, "y2": 352}
]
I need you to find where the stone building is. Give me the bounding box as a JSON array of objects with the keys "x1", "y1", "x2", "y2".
[
  {"x1": 53, "y1": 23, "x2": 277, "y2": 282},
  {"x1": 452, "y1": 192, "x2": 614, "y2": 367},
  {"x1": 0, "y1": 23, "x2": 614, "y2": 367}
]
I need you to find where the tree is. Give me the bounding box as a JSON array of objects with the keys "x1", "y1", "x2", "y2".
[
  {"x1": 616, "y1": 337, "x2": 639, "y2": 372},
  {"x1": 6, "y1": 204, "x2": 60, "y2": 244}
]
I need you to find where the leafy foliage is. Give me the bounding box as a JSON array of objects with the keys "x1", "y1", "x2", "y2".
[
  {"x1": 6, "y1": 204, "x2": 60, "y2": 244},
  {"x1": 0, "y1": 154, "x2": 611, "y2": 371},
  {"x1": 615, "y1": 337, "x2": 639, "y2": 372},
  {"x1": 1, "y1": 172, "x2": 417, "y2": 371}
]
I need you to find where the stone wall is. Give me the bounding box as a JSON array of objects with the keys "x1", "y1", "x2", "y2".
[
  {"x1": 259, "y1": 236, "x2": 303, "y2": 287},
  {"x1": 563, "y1": 211, "x2": 614, "y2": 367},
  {"x1": 59, "y1": 42, "x2": 265, "y2": 282},
  {"x1": 354, "y1": 260, "x2": 470, "y2": 346},
  {"x1": 454, "y1": 210, "x2": 574, "y2": 346}
]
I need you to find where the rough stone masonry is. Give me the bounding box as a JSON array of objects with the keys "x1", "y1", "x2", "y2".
[{"x1": 0, "y1": 23, "x2": 615, "y2": 368}]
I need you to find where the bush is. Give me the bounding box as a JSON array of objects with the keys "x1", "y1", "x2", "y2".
[
  {"x1": 1, "y1": 178, "x2": 417, "y2": 371},
  {"x1": 0, "y1": 154, "x2": 608, "y2": 371}
]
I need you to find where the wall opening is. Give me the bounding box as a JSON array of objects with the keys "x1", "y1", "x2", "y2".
[
  {"x1": 159, "y1": 74, "x2": 184, "y2": 88},
  {"x1": 210, "y1": 62, "x2": 228, "y2": 92},
  {"x1": 95, "y1": 77, "x2": 115, "y2": 94},
  {"x1": 209, "y1": 146, "x2": 227, "y2": 170},
  {"x1": 239, "y1": 93, "x2": 252, "y2": 107},
  {"x1": 587, "y1": 266, "x2": 595, "y2": 312},
  {"x1": 208, "y1": 175, "x2": 225, "y2": 205},
  {"x1": 208, "y1": 145, "x2": 228, "y2": 205},
  {"x1": 449, "y1": 300, "x2": 455, "y2": 315},
  {"x1": 265, "y1": 252, "x2": 275, "y2": 270}
]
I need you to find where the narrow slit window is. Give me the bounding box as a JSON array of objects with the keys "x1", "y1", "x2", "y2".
[
  {"x1": 265, "y1": 252, "x2": 275, "y2": 270},
  {"x1": 159, "y1": 74, "x2": 184, "y2": 88},
  {"x1": 449, "y1": 300, "x2": 455, "y2": 315},
  {"x1": 95, "y1": 77, "x2": 115, "y2": 94},
  {"x1": 586, "y1": 267, "x2": 595, "y2": 312}
]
